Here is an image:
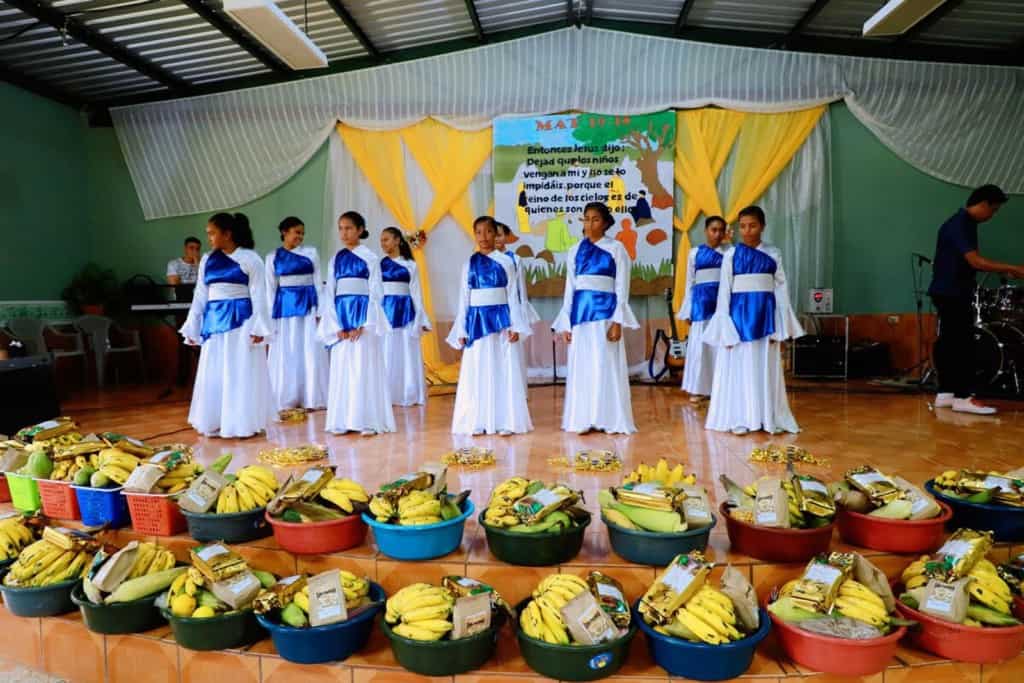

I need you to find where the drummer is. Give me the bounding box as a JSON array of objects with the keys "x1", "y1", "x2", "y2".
[{"x1": 928, "y1": 185, "x2": 1024, "y2": 415}]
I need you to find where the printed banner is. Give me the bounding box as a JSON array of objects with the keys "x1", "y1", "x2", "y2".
[{"x1": 493, "y1": 112, "x2": 676, "y2": 295}]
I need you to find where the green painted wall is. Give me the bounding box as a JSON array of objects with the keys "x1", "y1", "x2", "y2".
[
  {"x1": 831, "y1": 103, "x2": 1024, "y2": 314},
  {"x1": 0, "y1": 83, "x2": 90, "y2": 301},
  {"x1": 85, "y1": 127, "x2": 328, "y2": 283}
]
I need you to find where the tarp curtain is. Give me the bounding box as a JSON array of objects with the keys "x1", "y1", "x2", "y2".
[{"x1": 112, "y1": 27, "x2": 1024, "y2": 220}]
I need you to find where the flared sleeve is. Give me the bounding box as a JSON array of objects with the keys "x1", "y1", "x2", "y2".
[
  {"x1": 242, "y1": 250, "x2": 272, "y2": 339},
  {"x1": 677, "y1": 246, "x2": 697, "y2": 322},
  {"x1": 504, "y1": 255, "x2": 532, "y2": 338},
  {"x1": 178, "y1": 253, "x2": 209, "y2": 344},
  {"x1": 701, "y1": 248, "x2": 741, "y2": 348},
  {"x1": 769, "y1": 247, "x2": 806, "y2": 342},
  {"x1": 364, "y1": 248, "x2": 386, "y2": 334},
  {"x1": 551, "y1": 244, "x2": 578, "y2": 334},
  {"x1": 308, "y1": 246, "x2": 325, "y2": 319},
  {"x1": 264, "y1": 250, "x2": 279, "y2": 334},
  {"x1": 408, "y1": 259, "x2": 431, "y2": 337},
  {"x1": 445, "y1": 261, "x2": 471, "y2": 349},
  {"x1": 317, "y1": 251, "x2": 341, "y2": 346},
  {"x1": 609, "y1": 240, "x2": 640, "y2": 330}
]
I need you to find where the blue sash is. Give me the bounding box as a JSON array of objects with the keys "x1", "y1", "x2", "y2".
[
  {"x1": 272, "y1": 247, "x2": 317, "y2": 319},
  {"x1": 201, "y1": 250, "x2": 252, "y2": 340},
  {"x1": 570, "y1": 239, "x2": 617, "y2": 327},
  {"x1": 380, "y1": 257, "x2": 416, "y2": 329},
  {"x1": 730, "y1": 243, "x2": 776, "y2": 342},
  {"x1": 691, "y1": 245, "x2": 723, "y2": 323},
  {"x1": 333, "y1": 249, "x2": 369, "y2": 332},
  {"x1": 465, "y1": 253, "x2": 510, "y2": 347}
]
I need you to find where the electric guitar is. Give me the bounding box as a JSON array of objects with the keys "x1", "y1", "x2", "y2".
[{"x1": 649, "y1": 288, "x2": 686, "y2": 381}]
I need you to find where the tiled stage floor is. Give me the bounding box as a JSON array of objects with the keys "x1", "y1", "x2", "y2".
[{"x1": 4, "y1": 381, "x2": 1023, "y2": 682}]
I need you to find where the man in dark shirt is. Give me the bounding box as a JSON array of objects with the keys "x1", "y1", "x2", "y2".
[{"x1": 928, "y1": 185, "x2": 1022, "y2": 414}]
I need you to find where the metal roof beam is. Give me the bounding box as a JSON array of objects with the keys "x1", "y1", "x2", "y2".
[
  {"x1": 4, "y1": 0, "x2": 187, "y2": 91},
  {"x1": 179, "y1": 0, "x2": 291, "y2": 74},
  {"x1": 322, "y1": 0, "x2": 379, "y2": 59},
  {"x1": 463, "y1": 0, "x2": 484, "y2": 42},
  {"x1": 673, "y1": 0, "x2": 696, "y2": 35},
  {"x1": 895, "y1": 0, "x2": 966, "y2": 45},
  {"x1": 0, "y1": 62, "x2": 82, "y2": 107},
  {"x1": 781, "y1": 0, "x2": 831, "y2": 47}
]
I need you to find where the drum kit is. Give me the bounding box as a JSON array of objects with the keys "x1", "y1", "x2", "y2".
[{"x1": 973, "y1": 284, "x2": 1024, "y2": 394}]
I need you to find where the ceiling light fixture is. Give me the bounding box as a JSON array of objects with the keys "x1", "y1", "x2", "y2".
[
  {"x1": 862, "y1": 0, "x2": 947, "y2": 37},
  {"x1": 222, "y1": 0, "x2": 327, "y2": 70}
]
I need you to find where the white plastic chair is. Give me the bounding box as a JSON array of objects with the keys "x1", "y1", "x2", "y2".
[
  {"x1": 7, "y1": 318, "x2": 88, "y2": 384},
  {"x1": 74, "y1": 315, "x2": 146, "y2": 387}
]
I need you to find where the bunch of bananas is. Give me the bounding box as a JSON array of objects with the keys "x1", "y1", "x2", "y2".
[
  {"x1": 833, "y1": 580, "x2": 890, "y2": 629},
  {"x1": 25, "y1": 432, "x2": 82, "y2": 452},
  {"x1": 49, "y1": 453, "x2": 96, "y2": 483},
  {"x1": 168, "y1": 565, "x2": 277, "y2": 618},
  {"x1": 623, "y1": 459, "x2": 696, "y2": 487},
  {"x1": 154, "y1": 461, "x2": 203, "y2": 494},
  {"x1": 214, "y1": 465, "x2": 279, "y2": 513},
  {"x1": 127, "y1": 542, "x2": 177, "y2": 578},
  {"x1": 385, "y1": 583, "x2": 456, "y2": 640},
  {"x1": 93, "y1": 448, "x2": 141, "y2": 487},
  {"x1": 653, "y1": 586, "x2": 743, "y2": 645},
  {"x1": 3, "y1": 537, "x2": 93, "y2": 587},
  {"x1": 318, "y1": 478, "x2": 369, "y2": 514},
  {"x1": 483, "y1": 476, "x2": 531, "y2": 527},
  {"x1": 519, "y1": 573, "x2": 590, "y2": 644},
  {"x1": 396, "y1": 490, "x2": 443, "y2": 525},
  {"x1": 369, "y1": 487, "x2": 463, "y2": 526},
  {"x1": 901, "y1": 555, "x2": 1016, "y2": 625},
  {"x1": 0, "y1": 516, "x2": 36, "y2": 561},
  {"x1": 278, "y1": 570, "x2": 371, "y2": 627}
]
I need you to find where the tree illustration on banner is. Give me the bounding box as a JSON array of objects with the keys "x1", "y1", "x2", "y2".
[{"x1": 571, "y1": 113, "x2": 675, "y2": 210}]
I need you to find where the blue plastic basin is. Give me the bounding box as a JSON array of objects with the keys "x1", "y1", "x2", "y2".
[
  {"x1": 362, "y1": 500, "x2": 474, "y2": 561},
  {"x1": 635, "y1": 602, "x2": 771, "y2": 681},
  {"x1": 924, "y1": 480, "x2": 1024, "y2": 542},
  {"x1": 257, "y1": 582, "x2": 384, "y2": 664}
]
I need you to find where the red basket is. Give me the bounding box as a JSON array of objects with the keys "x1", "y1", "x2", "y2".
[
  {"x1": 1015, "y1": 596, "x2": 1024, "y2": 622},
  {"x1": 720, "y1": 502, "x2": 833, "y2": 562},
  {"x1": 894, "y1": 586, "x2": 1024, "y2": 663},
  {"x1": 266, "y1": 511, "x2": 367, "y2": 555},
  {"x1": 125, "y1": 492, "x2": 188, "y2": 536},
  {"x1": 836, "y1": 501, "x2": 952, "y2": 553},
  {"x1": 768, "y1": 610, "x2": 905, "y2": 676},
  {"x1": 0, "y1": 476, "x2": 10, "y2": 503},
  {"x1": 36, "y1": 479, "x2": 80, "y2": 520}
]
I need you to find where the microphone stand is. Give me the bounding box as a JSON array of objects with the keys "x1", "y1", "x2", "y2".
[{"x1": 909, "y1": 253, "x2": 936, "y2": 389}]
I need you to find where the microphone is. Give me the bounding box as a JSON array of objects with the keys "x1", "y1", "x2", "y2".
[{"x1": 912, "y1": 252, "x2": 933, "y2": 265}]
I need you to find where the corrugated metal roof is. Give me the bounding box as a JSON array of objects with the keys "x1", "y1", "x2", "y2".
[{"x1": 0, "y1": 0, "x2": 1022, "y2": 108}]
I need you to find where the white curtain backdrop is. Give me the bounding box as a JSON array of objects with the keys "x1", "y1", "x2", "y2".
[{"x1": 114, "y1": 26, "x2": 1024, "y2": 220}]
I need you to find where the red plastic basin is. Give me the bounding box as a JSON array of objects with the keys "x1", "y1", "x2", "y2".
[
  {"x1": 836, "y1": 501, "x2": 952, "y2": 553},
  {"x1": 720, "y1": 503, "x2": 833, "y2": 562},
  {"x1": 1015, "y1": 596, "x2": 1024, "y2": 622},
  {"x1": 894, "y1": 589, "x2": 1024, "y2": 663},
  {"x1": 769, "y1": 610, "x2": 905, "y2": 676},
  {"x1": 266, "y1": 511, "x2": 368, "y2": 555}
]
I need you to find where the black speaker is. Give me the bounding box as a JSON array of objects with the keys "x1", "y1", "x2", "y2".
[
  {"x1": 793, "y1": 335, "x2": 846, "y2": 377},
  {"x1": 0, "y1": 355, "x2": 60, "y2": 436}
]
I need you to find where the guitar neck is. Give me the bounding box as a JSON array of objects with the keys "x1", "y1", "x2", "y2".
[{"x1": 664, "y1": 291, "x2": 680, "y2": 340}]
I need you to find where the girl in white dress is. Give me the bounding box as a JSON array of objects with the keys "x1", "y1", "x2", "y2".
[
  {"x1": 379, "y1": 227, "x2": 430, "y2": 407},
  {"x1": 703, "y1": 206, "x2": 804, "y2": 434},
  {"x1": 180, "y1": 213, "x2": 273, "y2": 438},
  {"x1": 678, "y1": 216, "x2": 727, "y2": 401},
  {"x1": 317, "y1": 211, "x2": 396, "y2": 435},
  {"x1": 552, "y1": 202, "x2": 638, "y2": 434},
  {"x1": 265, "y1": 217, "x2": 328, "y2": 413},
  {"x1": 496, "y1": 222, "x2": 541, "y2": 385},
  {"x1": 447, "y1": 216, "x2": 533, "y2": 435}
]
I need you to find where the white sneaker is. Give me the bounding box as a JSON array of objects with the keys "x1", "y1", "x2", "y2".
[
  {"x1": 731, "y1": 426, "x2": 750, "y2": 436},
  {"x1": 952, "y1": 398, "x2": 997, "y2": 415},
  {"x1": 934, "y1": 393, "x2": 954, "y2": 408},
  {"x1": 360, "y1": 429, "x2": 377, "y2": 437},
  {"x1": 498, "y1": 430, "x2": 513, "y2": 436}
]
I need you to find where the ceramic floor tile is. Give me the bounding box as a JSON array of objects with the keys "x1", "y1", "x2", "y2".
[
  {"x1": 376, "y1": 561, "x2": 466, "y2": 596},
  {"x1": 464, "y1": 564, "x2": 550, "y2": 607},
  {"x1": 179, "y1": 649, "x2": 260, "y2": 683},
  {"x1": 351, "y1": 667, "x2": 451, "y2": 682},
  {"x1": 261, "y1": 658, "x2": 352, "y2": 683},
  {"x1": 106, "y1": 634, "x2": 178, "y2": 683},
  {"x1": 342, "y1": 623, "x2": 403, "y2": 669},
  {"x1": 296, "y1": 554, "x2": 377, "y2": 583},
  {"x1": 982, "y1": 654, "x2": 1024, "y2": 683},
  {"x1": 40, "y1": 616, "x2": 106, "y2": 683},
  {"x1": 234, "y1": 544, "x2": 299, "y2": 577},
  {"x1": 0, "y1": 609, "x2": 41, "y2": 669},
  {"x1": 885, "y1": 661, "x2": 981, "y2": 683}
]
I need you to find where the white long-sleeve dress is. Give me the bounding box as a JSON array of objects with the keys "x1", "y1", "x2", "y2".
[
  {"x1": 380, "y1": 256, "x2": 430, "y2": 407},
  {"x1": 179, "y1": 248, "x2": 273, "y2": 438},
  {"x1": 447, "y1": 251, "x2": 533, "y2": 435},
  {"x1": 703, "y1": 242, "x2": 804, "y2": 434},
  {"x1": 317, "y1": 244, "x2": 396, "y2": 434},
  {"x1": 265, "y1": 245, "x2": 328, "y2": 412},
  {"x1": 552, "y1": 236, "x2": 638, "y2": 434},
  {"x1": 504, "y1": 249, "x2": 541, "y2": 384},
  {"x1": 678, "y1": 244, "x2": 726, "y2": 397}
]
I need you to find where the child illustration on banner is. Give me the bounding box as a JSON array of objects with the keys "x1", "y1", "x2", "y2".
[
  {"x1": 615, "y1": 217, "x2": 638, "y2": 260},
  {"x1": 516, "y1": 181, "x2": 531, "y2": 234}
]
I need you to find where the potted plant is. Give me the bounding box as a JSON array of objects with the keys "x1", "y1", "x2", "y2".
[{"x1": 61, "y1": 263, "x2": 120, "y2": 316}]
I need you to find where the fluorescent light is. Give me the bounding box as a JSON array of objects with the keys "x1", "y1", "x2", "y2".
[
  {"x1": 863, "y1": 0, "x2": 947, "y2": 37},
  {"x1": 222, "y1": 0, "x2": 327, "y2": 70}
]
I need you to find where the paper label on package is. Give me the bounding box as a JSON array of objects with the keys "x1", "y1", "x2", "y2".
[
  {"x1": 596, "y1": 582, "x2": 625, "y2": 602},
  {"x1": 853, "y1": 471, "x2": 887, "y2": 485},
  {"x1": 982, "y1": 475, "x2": 1015, "y2": 493},
  {"x1": 662, "y1": 563, "x2": 697, "y2": 593},
  {"x1": 631, "y1": 483, "x2": 663, "y2": 495},
  {"x1": 195, "y1": 543, "x2": 230, "y2": 563},
  {"x1": 803, "y1": 563, "x2": 842, "y2": 585},
  {"x1": 307, "y1": 569, "x2": 347, "y2": 627},
  {"x1": 300, "y1": 468, "x2": 323, "y2": 484},
  {"x1": 530, "y1": 489, "x2": 561, "y2": 506},
  {"x1": 800, "y1": 479, "x2": 829, "y2": 495},
  {"x1": 452, "y1": 592, "x2": 491, "y2": 639},
  {"x1": 124, "y1": 464, "x2": 165, "y2": 493},
  {"x1": 179, "y1": 470, "x2": 228, "y2": 513},
  {"x1": 937, "y1": 539, "x2": 972, "y2": 561},
  {"x1": 924, "y1": 581, "x2": 955, "y2": 613}
]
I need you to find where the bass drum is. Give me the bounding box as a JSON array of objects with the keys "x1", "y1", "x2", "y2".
[{"x1": 974, "y1": 322, "x2": 1024, "y2": 391}]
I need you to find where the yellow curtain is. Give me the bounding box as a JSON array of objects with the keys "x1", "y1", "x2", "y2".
[
  {"x1": 724, "y1": 107, "x2": 825, "y2": 222},
  {"x1": 337, "y1": 120, "x2": 491, "y2": 383},
  {"x1": 671, "y1": 109, "x2": 745, "y2": 318}
]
